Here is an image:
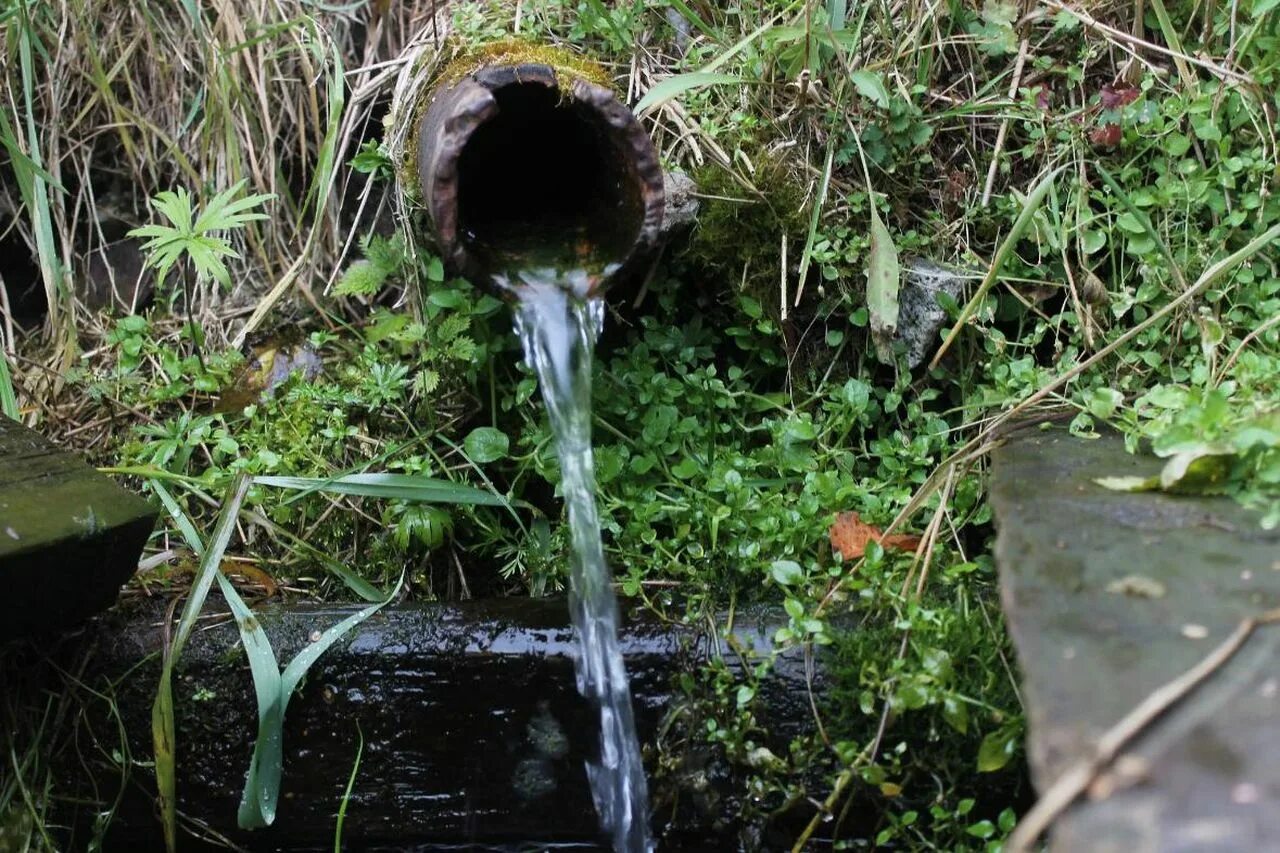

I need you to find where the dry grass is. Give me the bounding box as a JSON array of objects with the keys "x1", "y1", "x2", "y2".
[{"x1": 0, "y1": 0, "x2": 450, "y2": 398}]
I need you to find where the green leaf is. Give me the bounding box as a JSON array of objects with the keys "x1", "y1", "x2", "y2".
[
  {"x1": 227, "y1": 572, "x2": 402, "y2": 829},
  {"x1": 256, "y1": 473, "x2": 506, "y2": 506},
  {"x1": 849, "y1": 70, "x2": 890, "y2": 108},
  {"x1": 867, "y1": 199, "x2": 901, "y2": 363},
  {"x1": 770, "y1": 559, "x2": 804, "y2": 586},
  {"x1": 1160, "y1": 449, "x2": 1235, "y2": 494},
  {"x1": 671, "y1": 457, "x2": 702, "y2": 478},
  {"x1": 153, "y1": 474, "x2": 252, "y2": 853},
  {"x1": 942, "y1": 696, "x2": 970, "y2": 733},
  {"x1": 1095, "y1": 475, "x2": 1160, "y2": 492},
  {"x1": 932, "y1": 164, "x2": 1067, "y2": 367},
  {"x1": 977, "y1": 725, "x2": 1019, "y2": 772},
  {"x1": 1087, "y1": 387, "x2": 1123, "y2": 419},
  {"x1": 635, "y1": 72, "x2": 744, "y2": 114},
  {"x1": 463, "y1": 427, "x2": 510, "y2": 464},
  {"x1": 0, "y1": 350, "x2": 18, "y2": 420}
]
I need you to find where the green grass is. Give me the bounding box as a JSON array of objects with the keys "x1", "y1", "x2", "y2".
[{"x1": 4, "y1": 0, "x2": 1280, "y2": 848}]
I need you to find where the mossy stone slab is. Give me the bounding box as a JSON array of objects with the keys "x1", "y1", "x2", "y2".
[
  {"x1": 0, "y1": 416, "x2": 156, "y2": 640},
  {"x1": 992, "y1": 426, "x2": 1280, "y2": 852}
]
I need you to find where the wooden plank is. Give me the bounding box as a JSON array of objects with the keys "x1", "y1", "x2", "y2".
[
  {"x1": 991, "y1": 426, "x2": 1280, "y2": 851},
  {"x1": 0, "y1": 416, "x2": 157, "y2": 640},
  {"x1": 71, "y1": 598, "x2": 818, "y2": 850}
]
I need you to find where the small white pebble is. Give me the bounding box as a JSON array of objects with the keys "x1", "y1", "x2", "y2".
[
  {"x1": 1062, "y1": 647, "x2": 1077, "y2": 660},
  {"x1": 1182, "y1": 624, "x2": 1210, "y2": 639},
  {"x1": 1242, "y1": 570, "x2": 1254, "y2": 581},
  {"x1": 1232, "y1": 783, "x2": 1261, "y2": 804},
  {"x1": 1260, "y1": 679, "x2": 1278, "y2": 698},
  {"x1": 309, "y1": 629, "x2": 322, "y2": 643},
  {"x1": 4, "y1": 526, "x2": 18, "y2": 540}
]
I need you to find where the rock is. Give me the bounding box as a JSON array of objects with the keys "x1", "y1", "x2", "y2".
[
  {"x1": 896, "y1": 260, "x2": 967, "y2": 369},
  {"x1": 80, "y1": 238, "x2": 153, "y2": 312},
  {"x1": 661, "y1": 171, "x2": 700, "y2": 236},
  {"x1": 991, "y1": 426, "x2": 1280, "y2": 851}
]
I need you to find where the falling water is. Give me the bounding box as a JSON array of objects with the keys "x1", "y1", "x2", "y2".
[{"x1": 511, "y1": 269, "x2": 652, "y2": 853}]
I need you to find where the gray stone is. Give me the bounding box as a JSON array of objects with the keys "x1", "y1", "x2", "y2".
[
  {"x1": 991, "y1": 426, "x2": 1280, "y2": 852},
  {"x1": 896, "y1": 260, "x2": 967, "y2": 369},
  {"x1": 661, "y1": 170, "x2": 699, "y2": 236}
]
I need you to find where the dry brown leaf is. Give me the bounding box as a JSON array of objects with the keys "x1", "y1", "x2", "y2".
[
  {"x1": 219, "y1": 559, "x2": 278, "y2": 598},
  {"x1": 829, "y1": 512, "x2": 923, "y2": 560}
]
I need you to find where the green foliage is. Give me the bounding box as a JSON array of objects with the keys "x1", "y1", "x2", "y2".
[
  {"x1": 348, "y1": 139, "x2": 394, "y2": 179},
  {"x1": 129, "y1": 181, "x2": 274, "y2": 290},
  {"x1": 335, "y1": 233, "x2": 409, "y2": 296}
]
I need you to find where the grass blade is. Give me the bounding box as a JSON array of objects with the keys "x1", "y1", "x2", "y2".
[
  {"x1": 152, "y1": 473, "x2": 252, "y2": 853},
  {"x1": 334, "y1": 722, "x2": 363, "y2": 852},
  {"x1": 232, "y1": 574, "x2": 402, "y2": 829},
  {"x1": 216, "y1": 572, "x2": 285, "y2": 828},
  {"x1": 0, "y1": 349, "x2": 17, "y2": 420},
  {"x1": 255, "y1": 473, "x2": 508, "y2": 506},
  {"x1": 793, "y1": 143, "x2": 836, "y2": 309},
  {"x1": 930, "y1": 164, "x2": 1068, "y2": 368},
  {"x1": 635, "y1": 72, "x2": 744, "y2": 114}
]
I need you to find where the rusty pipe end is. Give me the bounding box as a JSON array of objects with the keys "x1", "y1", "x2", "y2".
[{"x1": 415, "y1": 63, "x2": 664, "y2": 298}]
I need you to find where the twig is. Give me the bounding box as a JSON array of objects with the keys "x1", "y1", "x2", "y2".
[
  {"x1": 1213, "y1": 310, "x2": 1280, "y2": 384},
  {"x1": 1006, "y1": 607, "x2": 1280, "y2": 852},
  {"x1": 1039, "y1": 0, "x2": 1252, "y2": 84},
  {"x1": 981, "y1": 39, "x2": 1029, "y2": 208}
]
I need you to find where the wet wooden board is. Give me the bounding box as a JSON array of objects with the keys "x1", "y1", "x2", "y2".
[
  {"x1": 73, "y1": 598, "x2": 817, "y2": 850},
  {"x1": 0, "y1": 416, "x2": 157, "y2": 640},
  {"x1": 991, "y1": 426, "x2": 1280, "y2": 851}
]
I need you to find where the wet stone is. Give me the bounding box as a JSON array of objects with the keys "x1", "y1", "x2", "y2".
[
  {"x1": 0, "y1": 417, "x2": 157, "y2": 641},
  {"x1": 991, "y1": 426, "x2": 1280, "y2": 852}
]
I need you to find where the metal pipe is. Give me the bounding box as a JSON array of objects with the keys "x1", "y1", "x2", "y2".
[{"x1": 415, "y1": 63, "x2": 665, "y2": 297}]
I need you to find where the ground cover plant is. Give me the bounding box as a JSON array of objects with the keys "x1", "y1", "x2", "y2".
[{"x1": 2, "y1": 0, "x2": 1279, "y2": 849}]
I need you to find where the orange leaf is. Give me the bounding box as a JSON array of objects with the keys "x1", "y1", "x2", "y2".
[
  {"x1": 219, "y1": 559, "x2": 279, "y2": 598},
  {"x1": 828, "y1": 512, "x2": 923, "y2": 560}
]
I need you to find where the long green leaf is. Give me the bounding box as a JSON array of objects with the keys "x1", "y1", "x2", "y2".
[
  {"x1": 635, "y1": 72, "x2": 744, "y2": 114},
  {"x1": 230, "y1": 574, "x2": 402, "y2": 829},
  {"x1": 0, "y1": 349, "x2": 17, "y2": 420},
  {"x1": 930, "y1": 164, "x2": 1068, "y2": 368},
  {"x1": 867, "y1": 200, "x2": 901, "y2": 364},
  {"x1": 149, "y1": 481, "x2": 203, "y2": 553},
  {"x1": 153, "y1": 473, "x2": 251, "y2": 853},
  {"x1": 793, "y1": 143, "x2": 836, "y2": 308},
  {"x1": 255, "y1": 473, "x2": 508, "y2": 506},
  {"x1": 334, "y1": 722, "x2": 363, "y2": 852},
  {"x1": 15, "y1": 3, "x2": 68, "y2": 338}
]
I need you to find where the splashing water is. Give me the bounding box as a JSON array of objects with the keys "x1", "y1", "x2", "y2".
[{"x1": 512, "y1": 272, "x2": 652, "y2": 853}]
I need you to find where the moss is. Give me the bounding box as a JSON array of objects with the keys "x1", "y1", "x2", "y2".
[
  {"x1": 682, "y1": 151, "x2": 809, "y2": 311},
  {"x1": 435, "y1": 38, "x2": 611, "y2": 90}
]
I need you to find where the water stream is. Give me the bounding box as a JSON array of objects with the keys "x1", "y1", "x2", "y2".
[{"x1": 511, "y1": 272, "x2": 652, "y2": 853}]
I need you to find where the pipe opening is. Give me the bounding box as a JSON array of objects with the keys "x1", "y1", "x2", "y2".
[{"x1": 455, "y1": 82, "x2": 643, "y2": 276}]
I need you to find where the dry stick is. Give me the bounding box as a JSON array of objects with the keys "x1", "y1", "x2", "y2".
[
  {"x1": 1006, "y1": 608, "x2": 1280, "y2": 852},
  {"x1": 1039, "y1": 0, "x2": 1252, "y2": 84},
  {"x1": 980, "y1": 39, "x2": 1029, "y2": 208},
  {"x1": 1213, "y1": 310, "x2": 1280, "y2": 385}
]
